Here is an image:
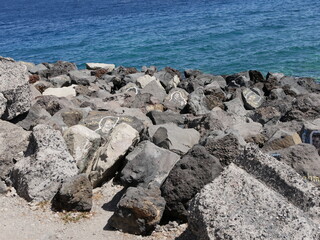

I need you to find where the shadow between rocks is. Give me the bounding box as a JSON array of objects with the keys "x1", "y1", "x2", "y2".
[{"x1": 101, "y1": 187, "x2": 126, "y2": 212}]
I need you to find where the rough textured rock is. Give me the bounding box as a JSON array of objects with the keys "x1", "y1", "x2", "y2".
[
  {"x1": 69, "y1": 70, "x2": 96, "y2": 85},
  {"x1": 202, "y1": 130, "x2": 246, "y2": 166},
  {"x1": 120, "y1": 141, "x2": 180, "y2": 188},
  {"x1": 85, "y1": 63, "x2": 115, "y2": 72},
  {"x1": 11, "y1": 124, "x2": 78, "y2": 202},
  {"x1": 34, "y1": 95, "x2": 76, "y2": 116},
  {"x1": 51, "y1": 174, "x2": 93, "y2": 212},
  {"x1": 42, "y1": 61, "x2": 77, "y2": 78},
  {"x1": 263, "y1": 129, "x2": 302, "y2": 151},
  {"x1": 188, "y1": 164, "x2": 320, "y2": 240},
  {"x1": 224, "y1": 97, "x2": 248, "y2": 116},
  {"x1": 242, "y1": 87, "x2": 264, "y2": 110},
  {"x1": 136, "y1": 75, "x2": 159, "y2": 89},
  {"x1": 225, "y1": 72, "x2": 250, "y2": 87},
  {"x1": 42, "y1": 85, "x2": 76, "y2": 98},
  {"x1": 0, "y1": 93, "x2": 7, "y2": 117},
  {"x1": 0, "y1": 56, "x2": 32, "y2": 120},
  {"x1": 161, "y1": 145, "x2": 223, "y2": 222},
  {"x1": 63, "y1": 125, "x2": 101, "y2": 173},
  {"x1": 140, "y1": 80, "x2": 167, "y2": 102},
  {"x1": 109, "y1": 186, "x2": 166, "y2": 235},
  {"x1": 47, "y1": 75, "x2": 71, "y2": 88},
  {"x1": 231, "y1": 121, "x2": 263, "y2": 140},
  {"x1": 250, "y1": 106, "x2": 281, "y2": 125},
  {"x1": 147, "y1": 110, "x2": 185, "y2": 126},
  {"x1": 0, "y1": 180, "x2": 7, "y2": 194},
  {"x1": 268, "y1": 144, "x2": 320, "y2": 186},
  {"x1": 89, "y1": 123, "x2": 139, "y2": 187},
  {"x1": 148, "y1": 123, "x2": 200, "y2": 155},
  {"x1": 0, "y1": 120, "x2": 30, "y2": 180},
  {"x1": 16, "y1": 104, "x2": 52, "y2": 130},
  {"x1": 235, "y1": 146, "x2": 320, "y2": 220},
  {"x1": 154, "y1": 68, "x2": 180, "y2": 91}
]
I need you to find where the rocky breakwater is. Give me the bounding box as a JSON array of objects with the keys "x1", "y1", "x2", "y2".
[{"x1": 1, "y1": 56, "x2": 320, "y2": 238}]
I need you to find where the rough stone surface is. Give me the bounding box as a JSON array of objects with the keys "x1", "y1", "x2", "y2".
[
  {"x1": 51, "y1": 174, "x2": 93, "y2": 212},
  {"x1": 147, "y1": 110, "x2": 185, "y2": 126},
  {"x1": 136, "y1": 75, "x2": 159, "y2": 89},
  {"x1": 0, "y1": 180, "x2": 7, "y2": 194},
  {"x1": 120, "y1": 141, "x2": 180, "y2": 188},
  {"x1": 140, "y1": 80, "x2": 167, "y2": 102},
  {"x1": 63, "y1": 125, "x2": 101, "y2": 173},
  {"x1": 148, "y1": 123, "x2": 200, "y2": 155},
  {"x1": 0, "y1": 56, "x2": 32, "y2": 120},
  {"x1": 0, "y1": 120, "x2": 30, "y2": 180},
  {"x1": 224, "y1": 97, "x2": 248, "y2": 116},
  {"x1": 187, "y1": 88, "x2": 211, "y2": 115},
  {"x1": 242, "y1": 87, "x2": 264, "y2": 110},
  {"x1": 16, "y1": 104, "x2": 52, "y2": 130},
  {"x1": 250, "y1": 106, "x2": 282, "y2": 125},
  {"x1": 0, "y1": 93, "x2": 7, "y2": 117},
  {"x1": 161, "y1": 145, "x2": 223, "y2": 222},
  {"x1": 202, "y1": 130, "x2": 246, "y2": 166},
  {"x1": 42, "y1": 61, "x2": 77, "y2": 78},
  {"x1": 235, "y1": 145, "x2": 320, "y2": 218},
  {"x1": 163, "y1": 88, "x2": 188, "y2": 112},
  {"x1": 109, "y1": 186, "x2": 166, "y2": 235},
  {"x1": 188, "y1": 164, "x2": 320, "y2": 240},
  {"x1": 11, "y1": 124, "x2": 78, "y2": 202},
  {"x1": 231, "y1": 121, "x2": 263, "y2": 140},
  {"x1": 69, "y1": 70, "x2": 96, "y2": 85},
  {"x1": 89, "y1": 123, "x2": 139, "y2": 187},
  {"x1": 47, "y1": 75, "x2": 71, "y2": 88}
]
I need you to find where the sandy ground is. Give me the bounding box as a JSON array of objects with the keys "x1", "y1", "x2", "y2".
[{"x1": 0, "y1": 181, "x2": 194, "y2": 240}]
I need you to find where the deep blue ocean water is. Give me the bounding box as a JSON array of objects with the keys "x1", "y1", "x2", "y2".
[{"x1": 0, "y1": 0, "x2": 319, "y2": 78}]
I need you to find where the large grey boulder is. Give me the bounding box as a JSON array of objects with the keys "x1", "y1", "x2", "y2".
[
  {"x1": 109, "y1": 186, "x2": 166, "y2": 235},
  {"x1": 0, "y1": 120, "x2": 30, "y2": 180},
  {"x1": 47, "y1": 74, "x2": 71, "y2": 88},
  {"x1": 0, "y1": 56, "x2": 32, "y2": 120},
  {"x1": 42, "y1": 85, "x2": 76, "y2": 98},
  {"x1": 69, "y1": 70, "x2": 96, "y2": 85},
  {"x1": 148, "y1": 123, "x2": 200, "y2": 155},
  {"x1": 51, "y1": 174, "x2": 92, "y2": 212},
  {"x1": 89, "y1": 123, "x2": 139, "y2": 187},
  {"x1": 16, "y1": 104, "x2": 52, "y2": 130},
  {"x1": 85, "y1": 63, "x2": 115, "y2": 72},
  {"x1": 41, "y1": 61, "x2": 77, "y2": 78},
  {"x1": 11, "y1": 124, "x2": 78, "y2": 202},
  {"x1": 140, "y1": 80, "x2": 167, "y2": 102},
  {"x1": 63, "y1": 125, "x2": 101, "y2": 173},
  {"x1": 188, "y1": 164, "x2": 320, "y2": 240},
  {"x1": 161, "y1": 145, "x2": 223, "y2": 222},
  {"x1": 147, "y1": 110, "x2": 185, "y2": 126},
  {"x1": 163, "y1": 88, "x2": 189, "y2": 112},
  {"x1": 187, "y1": 88, "x2": 211, "y2": 115},
  {"x1": 120, "y1": 141, "x2": 180, "y2": 188}
]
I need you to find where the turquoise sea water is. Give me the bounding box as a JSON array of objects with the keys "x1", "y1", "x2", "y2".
[{"x1": 0, "y1": 0, "x2": 319, "y2": 78}]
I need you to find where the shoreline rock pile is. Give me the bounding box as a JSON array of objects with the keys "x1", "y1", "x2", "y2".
[{"x1": 1, "y1": 56, "x2": 320, "y2": 238}]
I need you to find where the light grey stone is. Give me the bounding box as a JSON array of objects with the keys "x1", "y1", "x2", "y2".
[
  {"x1": 0, "y1": 56, "x2": 32, "y2": 120},
  {"x1": 11, "y1": 124, "x2": 78, "y2": 202},
  {"x1": 69, "y1": 70, "x2": 96, "y2": 85},
  {"x1": 48, "y1": 74, "x2": 71, "y2": 88},
  {"x1": 188, "y1": 164, "x2": 320, "y2": 240},
  {"x1": 242, "y1": 87, "x2": 264, "y2": 110},
  {"x1": 163, "y1": 88, "x2": 189, "y2": 112},
  {"x1": 85, "y1": 63, "x2": 115, "y2": 72},
  {"x1": 42, "y1": 85, "x2": 76, "y2": 98}
]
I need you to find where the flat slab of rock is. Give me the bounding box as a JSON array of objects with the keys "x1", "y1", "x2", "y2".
[
  {"x1": 85, "y1": 63, "x2": 115, "y2": 72},
  {"x1": 188, "y1": 164, "x2": 320, "y2": 240},
  {"x1": 0, "y1": 56, "x2": 32, "y2": 120},
  {"x1": 52, "y1": 174, "x2": 93, "y2": 212},
  {"x1": 109, "y1": 186, "x2": 166, "y2": 235},
  {"x1": 120, "y1": 141, "x2": 180, "y2": 188},
  {"x1": 161, "y1": 145, "x2": 223, "y2": 222},
  {"x1": 148, "y1": 123, "x2": 200, "y2": 155},
  {"x1": 42, "y1": 85, "x2": 76, "y2": 98},
  {"x1": 89, "y1": 123, "x2": 139, "y2": 187},
  {"x1": 0, "y1": 120, "x2": 30, "y2": 180},
  {"x1": 11, "y1": 124, "x2": 78, "y2": 202}
]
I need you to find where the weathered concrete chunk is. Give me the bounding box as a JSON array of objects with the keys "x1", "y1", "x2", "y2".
[
  {"x1": 85, "y1": 63, "x2": 115, "y2": 72},
  {"x1": 63, "y1": 125, "x2": 101, "y2": 173},
  {"x1": 188, "y1": 164, "x2": 320, "y2": 240},
  {"x1": 0, "y1": 56, "x2": 32, "y2": 120},
  {"x1": 0, "y1": 120, "x2": 30, "y2": 180},
  {"x1": 120, "y1": 141, "x2": 180, "y2": 188},
  {"x1": 89, "y1": 123, "x2": 139, "y2": 187},
  {"x1": 242, "y1": 87, "x2": 264, "y2": 110},
  {"x1": 51, "y1": 174, "x2": 93, "y2": 212},
  {"x1": 263, "y1": 129, "x2": 302, "y2": 151},
  {"x1": 161, "y1": 145, "x2": 223, "y2": 222},
  {"x1": 109, "y1": 186, "x2": 166, "y2": 235},
  {"x1": 235, "y1": 145, "x2": 320, "y2": 218},
  {"x1": 268, "y1": 144, "x2": 320, "y2": 186},
  {"x1": 148, "y1": 123, "x2": 200, "y2": 155},
  {"x1": 11, "y1": 124, "x2": 78, "y2": 202}
]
